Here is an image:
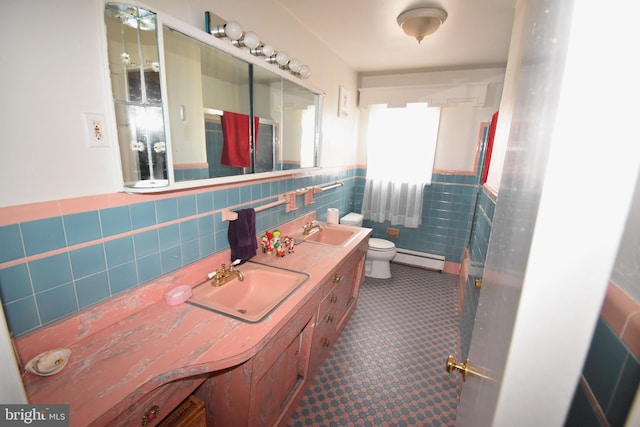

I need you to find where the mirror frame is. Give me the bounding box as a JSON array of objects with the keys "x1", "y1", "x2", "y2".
[{"x1": 105, "y1": 1, "x2": 324, "y2": 193}]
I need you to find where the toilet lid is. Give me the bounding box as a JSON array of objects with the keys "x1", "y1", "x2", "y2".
[{"x1": 369, "y1": 238, "x2": 396, "y2": 250}]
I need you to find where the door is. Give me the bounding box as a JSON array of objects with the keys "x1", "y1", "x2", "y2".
[
  {"x1": 454, "y1": 1, "x2": 640, "y2": 426},
  {"x1": 0, "y1": 299, "x2": 27, "y2": 403}
]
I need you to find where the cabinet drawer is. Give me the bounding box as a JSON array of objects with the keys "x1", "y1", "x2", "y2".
[
  {"x1": 107, "y1": 376, "x2": 206, "y2": 427},
  {"x1": 158, "y1": 395, "x2": 206, "y2": 427}
]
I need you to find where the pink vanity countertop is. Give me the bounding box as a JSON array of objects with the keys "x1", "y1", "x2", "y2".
[{"x1": 17, "y1": 216, "x2": 371, "y2": 426}]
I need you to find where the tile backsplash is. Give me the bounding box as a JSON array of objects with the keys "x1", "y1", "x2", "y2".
[
  {"x1": 0, "y1": 169, "x2": 355, "y2": 336},
  {"x1": 1, "y1": 167, "x2": 484, "y2": 337}
]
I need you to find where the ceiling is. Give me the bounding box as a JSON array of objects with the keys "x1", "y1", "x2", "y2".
[{"x1": 274, "y1": 0, "x2": 517, "y2": 74}]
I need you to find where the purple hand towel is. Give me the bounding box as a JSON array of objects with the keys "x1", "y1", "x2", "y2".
[{"x1": 227, "y1": 208, "x2": 257, "y2": 264}]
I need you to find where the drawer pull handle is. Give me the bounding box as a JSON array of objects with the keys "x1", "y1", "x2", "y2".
[
  {"x1": 141, "y1": 405, "x2": 160, "y2": 426},
  {"x1": 321, "y1": 337, "x2": 331, "y2": 347},
  {"x1": 333, "y1": 274, "x2": 342, "y2": 283},
  {"x1": 325, "y1": 314, "x2": 334, "y2": 323},
  {"x1": 329, "y1": 295, "x2": 338, "y2": 303}
]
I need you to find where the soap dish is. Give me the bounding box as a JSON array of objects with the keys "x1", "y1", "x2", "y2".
[
  {"x1": 165, "y1": 285, "x2": 192, "y2": 305},
  {"x1": 26, "y1": 348, "x2": 71, "y2": 376}
]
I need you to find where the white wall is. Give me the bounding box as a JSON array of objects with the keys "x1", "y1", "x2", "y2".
[
  {"x1": 1, "y1": 1, "x2": 118, "y2": 207},
  {"x1": 0, "y1": 0, "x2": 358, "y2": 208},
  {"x1": 484, "y1": 0, "x2": 528, "y2": 192}
]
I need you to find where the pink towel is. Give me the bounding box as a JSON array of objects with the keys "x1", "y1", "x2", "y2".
[{"x1": 221, "y1": 112, "x2": 259, "y2": 168}]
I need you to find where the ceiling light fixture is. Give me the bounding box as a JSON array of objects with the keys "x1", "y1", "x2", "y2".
[{"x1": 397, "y1": 7, "x2": 447, "y2": 43}]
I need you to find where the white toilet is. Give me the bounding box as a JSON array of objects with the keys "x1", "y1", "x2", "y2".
[{"x1": 340, "y1": 213, "x2": 397, "y2": 279}]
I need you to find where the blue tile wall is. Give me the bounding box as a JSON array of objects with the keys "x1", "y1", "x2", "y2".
[
  {"x1": 174, "y1": 167, "x2": 209, "y2": 182},
  {"x1": 0, "y1": 224, "x2": 25, "y2": 263},
  {"x1": 565, "y1": 382, "x2": 602, "y2": 427},
  {"x1": 566, "y1": 319, "x2": 640, "y2": 427},
  {"x1": 100, "y1": 205, "x2": 132, "y2": 237},
  {"x1": 21, "y1": 217, "x2": 67, "y2": 256},
  {"x1": 0, "y1": 169, "x2": 356, "y2": 336},
  {"x1": 357, "y1": 171, "x2": 480, "y2": 264},
  {"x1": 460, "y1": 188, "x2": 496, "y2": 360}
]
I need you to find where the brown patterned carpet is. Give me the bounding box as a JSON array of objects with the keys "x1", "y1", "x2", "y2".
[{"x1": 288, "y1": 263, "x2": 461, "y2": 426}]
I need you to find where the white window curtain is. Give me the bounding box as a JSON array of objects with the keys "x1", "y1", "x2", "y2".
[{"x1": 361, "y1": 103, "x2": 440, "y2": 228}]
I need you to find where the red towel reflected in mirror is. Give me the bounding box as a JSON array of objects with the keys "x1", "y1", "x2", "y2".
[{"x1": 221, "y1": 111, "x2": 259, "y2": 168}]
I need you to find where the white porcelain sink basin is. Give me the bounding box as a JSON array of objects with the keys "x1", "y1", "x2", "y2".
[
  {"x1": 187, "y1": 262, "x2": 309, "y2": 322},
  {"x1": 304, "y1": 225, "x2": 358, "y2": 247}
]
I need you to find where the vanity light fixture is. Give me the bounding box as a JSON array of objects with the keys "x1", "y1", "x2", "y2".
[
  {"x1": 204, "y1": 11, "x2": 311, "y2": 79},
  {"x1": 210, "y1": 20, "x2": 243, "y2": 41},
  {"x1": 232, "y1": 31, "x2": 260, "y2": 49},
  {"x1": 266, "y1": 51, "x2": 289, "y2": 67},
  {"x1": 287, "y1": 58, "x2": 301, "y2": 73},
  {"x1": 250, "y1": 43, "x2": 275, "y2": 57},
  {"x1": 276, "y1": 51, "x2": 290, "y2": 67},
  {"x1": 298, "y1": 65, "x2": 311, "y2": 79},
  {"x1": 397, "y1": 7, "x2": 448, "y2": 43}
]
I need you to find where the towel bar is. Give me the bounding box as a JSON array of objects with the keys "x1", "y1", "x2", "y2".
[
  {"x1": 313, "y1": 181, "x2": 343, "y2": 193},
  {"x1": 222, "y1": 195, "x2": 288, "y2": 221}
]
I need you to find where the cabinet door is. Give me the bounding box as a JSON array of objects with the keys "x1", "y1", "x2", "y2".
[
  {"x1": 251, "y1": 317, "x2": 314, "y2": 426},
  {"x1": 253, "y1": 337, "x2": 301, "y2": 426}
]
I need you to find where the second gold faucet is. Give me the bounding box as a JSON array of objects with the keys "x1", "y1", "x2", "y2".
[
  {"x1": 210, "y1": 262, "x2": 244, "y2": 287},
  {"x1": 303, "y1": 222, "x2": 322, "y2": 236}
]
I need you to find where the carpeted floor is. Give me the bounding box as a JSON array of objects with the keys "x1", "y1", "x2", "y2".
[{"x1": 287, "y1": 263, "x2": 461, "y2": 427}]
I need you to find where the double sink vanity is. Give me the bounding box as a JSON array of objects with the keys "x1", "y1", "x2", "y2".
[{"x1": 17, "y1": 216, "x2": 370, "y2": 426}]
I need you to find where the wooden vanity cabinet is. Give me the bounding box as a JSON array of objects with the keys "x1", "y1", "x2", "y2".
[
  {"x1": 194, "y1": 308, "x2": 316, "y2": 427},
  {"x1": 310, "y1": 247, "x2": 366, "y2": 373},
  {"x1": 189, "y1": 240, "x2": 368, "y2": 427}
]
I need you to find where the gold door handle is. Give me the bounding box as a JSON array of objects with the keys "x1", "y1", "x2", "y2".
[{"x1": 446, "y1": 355, "x2": 491, "y2": 382}]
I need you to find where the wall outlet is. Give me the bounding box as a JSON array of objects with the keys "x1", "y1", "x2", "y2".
[{"x1": 83, "y1": 113, "x2": 109, "y2": 148}]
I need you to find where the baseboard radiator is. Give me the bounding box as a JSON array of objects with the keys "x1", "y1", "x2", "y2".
[{"x1": 393, "y1": 248, "x2": 445, "y2": 272}]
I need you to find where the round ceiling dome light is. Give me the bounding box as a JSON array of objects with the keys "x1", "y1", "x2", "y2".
[{"x1": 397, "y1": 7, "x2": 448, "y2": 43}]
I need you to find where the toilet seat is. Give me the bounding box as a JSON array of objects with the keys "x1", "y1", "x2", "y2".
[{"x1": 368, "y1": 238, "x2": 395, "y2": 251}]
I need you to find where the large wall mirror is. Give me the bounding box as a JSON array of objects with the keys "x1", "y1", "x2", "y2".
[{"x1": 104, "y1": 3, "x2": 323, "y2": 191}]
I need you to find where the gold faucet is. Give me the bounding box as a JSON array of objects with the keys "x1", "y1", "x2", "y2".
[
  {"x1": 211, "y1": 262, "x2": 244, "y2": 287},
  {"x1": 303, "y1": 221, "x2": 322, "y2": 236}
]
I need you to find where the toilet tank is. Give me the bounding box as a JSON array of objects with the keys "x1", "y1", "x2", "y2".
[{"x1": 340, "y1": 212, "x2": 364, "y2": 227}]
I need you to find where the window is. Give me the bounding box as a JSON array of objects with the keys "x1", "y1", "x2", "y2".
[{"x1": 361, "y1": 103, "x2": 440, "y2": 228}]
